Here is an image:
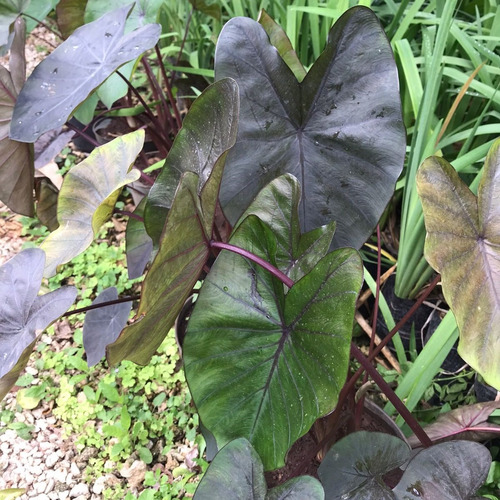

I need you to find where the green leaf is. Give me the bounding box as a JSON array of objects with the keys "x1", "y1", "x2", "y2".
[
  {"x1": 16, "y1": 385, "x2": 46, "y2": 410},
  {"x1": 0, "y1": 248, "x2": 77, "y2": 400},
  {"x1": 258, "y1": 9, "x2": 306, "y2": 83},
  {"x1": 318, "y1": 431, "x2": 408, "y2": 499},
  {"x1": 234, "y1": 174, "x2": 336, "y2": 282},
  {"x1": 189, "y1": 0, "x2": 221, "y2": 22},
  {"x1": 184, "y1": 215, "x2": 363, "y2": 469},
  {"x1": 40, "y1": 130, "x2": 143, "y2": 277},
  {"x1": 138, "y1": 446, "x2": 153, "y2": 464},
  {"x1": 84, "y1": 0, "x2": 162, "y2": 29},
  {"x1": 23, "y1": 0, "x2": 58, "y2": 32},
  {"x1": 125, "y1": 197, "x2": 153, "y2": 279},
  {"x1": 0, "y1": 17, "x2": 33, "y2": 216},
  {"x1": 194, "y1": 438, "x2": 324, "y2": 500},
  {"x1": 144, "y1": 78, "x2": 239, "y2": 245},
  {"x1": 107, "y1": 157, "x2": 226, "y2": 366},
  {"x1": 416, "y1": 140, "x2": 500, "y2": 389},
  {"x1": 0, "y1": 0, "x2": 28, "y2": 48},
  {"x1": 55, "y1": 0, "x2": 88, "y2": 39},
  {"x1": 215, "y1": 7, "x2": 405, "y2": 249},
  {"x1": 0, "y1": 488, "x2": 26, "y2": 500},
  {"x1": 393, "y1": 441, "x2": 491, "y2": 499},
  {"x1": 10, "y1": 4, "x2": 161, "y2": 142}
]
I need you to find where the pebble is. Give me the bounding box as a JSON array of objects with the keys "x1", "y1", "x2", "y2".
[{"x1": 69, "y1": 483, "x2": 89, "y2": 498}]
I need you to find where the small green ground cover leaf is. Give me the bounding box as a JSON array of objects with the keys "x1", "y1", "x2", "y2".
[
  {"x1": 184, "y1": 209, "x2": 363, "y2": 469},
  {"x1": 40, "y1": 130, "x2": 143, "y2": 277},
  {"x1": 194, "y1": 438, "x2": 324, "y2": 499},
  {"x1": 0, "y1": 248, "x2": 77, "y2": 400},
  {"x1": 417, "y1": 139, "x2": 500, "y2": 389},
  {"x1": 10, "y1": 4, "x2": 161, "y2": 142},
  {"x1": 215, "y1": 6, "x2": 405, "y2": 249}
]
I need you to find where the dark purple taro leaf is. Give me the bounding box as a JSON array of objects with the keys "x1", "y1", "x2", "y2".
[
  {"x1": 10, "y1": 4, "x2": 161, "y2": 142},
  {"x1": 184, "y1": 214, "x2": 363, "y2": 470},
  {"x1": 83, "y1": 287, "x2": 132, "y2": 367},
  {"x1": 193, "y1": 438, "x2": 324, "y2": 500},
  {"x1": 393, "y1": 441, "x2": 491, "y2": 499},
  {"x1": 318, "y1": 431, "x2": 408, "y2": 500},
  {"x1": 0, "y1": 248, "x2": 77, "y2": 400},
  {"x1": 215, "y1": 6, "x2": 406, "y2": 250}
]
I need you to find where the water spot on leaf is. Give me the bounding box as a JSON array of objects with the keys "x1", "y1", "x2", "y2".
[
  {"x1": 52, "y1": 68, "x2": 58, "y2": 74},
  {"x1": 223, "y1": 286, "x2": 228, "y2": 292},
  {"x1": 35, "y1": 111, "x2": 42, "y2": 116},
  {"x1": 105, "y1": 32, "x2": 113, "y2": 38}
]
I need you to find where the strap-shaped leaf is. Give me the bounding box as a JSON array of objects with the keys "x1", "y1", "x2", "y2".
[
  {"x1": 184, "y1": 215, "x2": 363, "y2": 470},
  {"x1": 0, "y1": 17, "x2": 33, "y2": 216},
  {"x1": 10, "y1": 4, "x2": 161, "y2": 142},
  {"x1": 318, "y1": 431, "x2": 408, "y2": 499},
  {"x1": 194, "y1": 438, "x2": 324, "y2": 500},
  {"x1": 0, "y1": 248, "x2": 77, "y2": 400},
  {"x1": 82, "y1": 287, "x2": 132, "y2": 367},
  {"x1": 416, "y1": 139, "x2": 500, "y2": 389},
  {"x1": 215, "y1": 6, "x2": 405, "y2": 249},
  {"x1": 145, "y1": 78, "x2": 239, "y2": 244},
  {"x1": 40, "y1": 130, "x2": 143, "y2": 277}
]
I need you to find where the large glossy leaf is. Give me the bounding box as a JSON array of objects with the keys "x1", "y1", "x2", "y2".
[
  {"x1": 83, "y1": 287, "x2": 132, "y2": 367},
  {"x1": 416, "y1": 140, "x2": 500, "y2": 389},
  {"x1": 40, "y1": 130, "x2": 143, "y2": 277},
  {"x1": 408, "y1": 401, "x2": 500, "y2": 448},
  {"x1": 10, "y1": 4, "x2": 161, "y2": 142},
  {"x1": 184, "y1": 215, "x2": 363, "y2": 470},
  {"x1": 318, "y1": 431, "x2": 408, "y2": 500},
  {"x1": 145, "y1": 78, "x2": 239, "y2": 244},
  {"x1": 215, "y1": 6, "x2": 405, "y2": 249},
  {"x1": 194, "y1": 438, "x2": 324, "y2": 500},
  {"x1": 0, "y1": 248, "x2": 77, "y2": 400},
  {"x1": 0, "y1": 17, "x2": 33, "y2": 216},
  {"x1": 234, "y1": 174, "x2": 336, "y2": 282},
  {"x1": 393, "y1": 441, "x2": 491, "y2": 499},
  {"x1": 107, "y1": 157, "x2": 227, "y2": 366}
]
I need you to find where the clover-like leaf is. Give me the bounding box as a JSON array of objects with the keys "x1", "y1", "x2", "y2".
[
  {"x1": 40, "y1": 130, "x2": 143, "y2": 277},
  {"x1": 318, "y1": 431, "x2": 408, "y2": 500},
  {"x1": 184, "y1": 215, "x2": 363, "y2": 470},
  {"x1": 215, "y1": 6, "x2": 405, "y2": 249},
  {"x1": 0, "y1": 17, "x2": 33, "y2": 216},
  {"x1": 83, "y1": 287, "x2": 132, "y2": 367},
  {"x1": 10, "y1": 4, "x2": 161, "y2": 142},
  {"x1": 194, "y1": 438, "x2": 324, "y2": 500},
  {"x1": 0, "y1": 248, "x2": 77, "y2": 400},
  {"x1": 417, "y1": 139, "x2": 500, "y2": 389},
  {"x1": 145, "y1": 78, "x2": 239, "y2": 244},
  {"x1": 107, "y1": 156, "x2": 227, "y2": 366},
  {"x1": 393, "y1": 441, "x2": 491, "y2": 499}
]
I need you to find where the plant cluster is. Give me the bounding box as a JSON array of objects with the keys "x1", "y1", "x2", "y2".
[{"x1": 0, "y1": 1, "x2": 499, "y2": 499}]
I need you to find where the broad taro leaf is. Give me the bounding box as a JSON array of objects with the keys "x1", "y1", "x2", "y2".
[
  {"x1": 318, "y1": 431, "x2": 408, "y2": 500},
  {"x1": 257, "y1": 9, "x2": 306, "y2": 83},
  {"x1": 56, "y1": 0, "x2": 88, "y2": 39},
  {"x1": 408, "y1": 401, "x2": 500, "y2": 449},
  {"x1": 215, "y1": 6, "x2": 405, "y2": 250},
  {"x1": 125, "y1": 197, "x2": 153, "y2": 279},
  {"x1": 0, "y1": 17, "x2": 33, "y2": 216},
  {"x1": 393, "y1": 441, "x2": 491, "y2": 500},
  {"x1": 24, "y1": 0, "x2": 59, "y2": 33},
  {"x1": 234, "y1": 173, "x2": 336, "y2": 282},
  {"x1": 10, "y1": 4, "x2": 161, "y2": 142},
  {"x1": 83, "y1": 287, "x2": 132, "y2": 367},
  {"x1": 194, "y1": 438, "x2": 324, "y2": 500},
  {"x1": 0, "y1": 0, "x2": 28, "y2": 49},
  {"x1": 35, "y1": 179, "x2": 59, "y2": 231},
  {"x1": 0, "y1": 248, "x2": 77, "y2": 400},
  {"x1": 145, "y1": 78, "x2": 239, "y2": 245},
  {"x1": 40, "y1": 130, "x2": 143, "y2": 277},
  {"x1": 416, "y1": 140, "x2": 500, "y2": 389},
  {"x1": 106, "y1": 155, "x2": 227, "y2": 366},
  {"x1": 184, "y1": 215, "x2": 363, "y2": 470}
]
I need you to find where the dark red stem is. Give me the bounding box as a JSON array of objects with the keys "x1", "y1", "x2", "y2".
[{"x1": 62, "y1": 295, "x2": 140, "y2": 317}]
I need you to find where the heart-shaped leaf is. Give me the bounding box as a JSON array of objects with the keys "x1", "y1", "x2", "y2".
[
  {"x1": 144, "y1": 78, "x2": 239, "y2": 244},
  {"x1": 184, "y1": 215, "x2": 363, "y2": 469},
  {"x1": 416, "y1": 139, "x2": 500, "y2": 389},
  {"x1": 194, "y1": 438, "x2": 324, "y2": 500},
  {"x1": 393, "y1": 441, "x2": 491, "y2": 499},
  {"x1": 40, "y1": 130, "x2": 143, "y2": 277},
  {"x1": 10, "y1": 4, "x2": 161, "y2": 142},
  {"x1": 215, "y1": 6, "x2": 405, "y2": 249},
  {"x1": 107, "y1": 158, "x2": 226, "y2": 365},
  {"x1": 234, "y1": 173, "x2": 336, "y2": 282},
  {"x1": 0, "y1": 248, "x2": 77, "y2": 400},
  {"x1": 318, "y1": 431, "x2": 408, "y2": 500},
  {"x1": 125, "y1": 197, "x2": 153, "y2": 279},
  {"x1": 83, "y1": 287, "x2": 132, "y2": 367},
  {"x1": 0, "y1": 17, "x2": 33, "y2": 216}
]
